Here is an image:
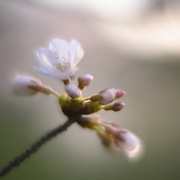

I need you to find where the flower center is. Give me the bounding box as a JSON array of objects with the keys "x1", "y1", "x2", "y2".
[{"x1": 52, "y1": 56, "x2": 69, "y2": 72}]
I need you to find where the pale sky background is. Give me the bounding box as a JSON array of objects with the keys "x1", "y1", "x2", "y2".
[
  {"x1": 31, "y1": 0, "x2": 180, "y2": 60},
  {"x1": 36, "y1": 0, "x2": 150, "y2": 21}
]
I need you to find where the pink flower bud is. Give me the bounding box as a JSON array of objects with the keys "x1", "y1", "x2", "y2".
[
  {"x1": 65, "y1": 83, "x2": 80, "y2": 99},
  {"x1": 98, "y1": 88, "x2": 117, "y2": 105},
  {"x1": 78, "y1": 74, "x2": 94, "y2": 90},
  {"x1": 103, "y1": 102, "x2": 125, "y2": 111},
  {"x1": 115, "y1": 89, "x2": 126, "y2": 98},
  {"x1": 13, "y1": 75, "x2": 41, "y2": 95},
  {"x1": 112, "y1": 102, "x2": 125, "y2": 111}
]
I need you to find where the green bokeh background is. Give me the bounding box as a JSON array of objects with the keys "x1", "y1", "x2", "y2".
[{"x1": 0, "y1": 0, "x2": 180, "y2": 179}]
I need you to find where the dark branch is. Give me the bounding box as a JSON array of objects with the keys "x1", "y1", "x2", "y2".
[{"x1": 0, "y1": 119, "x2": 74, "y2": 177}]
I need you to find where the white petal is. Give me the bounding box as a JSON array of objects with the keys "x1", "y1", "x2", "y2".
[
  {"x1": 49, "y1": 39, "x2": 69, "y2": 59},
  {"x1": 52, "y1": 68, "x2": 76, "y2": 80},
  {"x1": 118, "y1": 130, "x2": 143, "y2": 159},
  {"x1": 36, "y1": 48, "x2": 57, "y2": 66},
  {"x1": 33, "y1": 67, "x2": 51, "y2": 76},
  {"x1": 34, "y1": 49, "x2": 59, "y2": 75},
  {"x1": 69, "y1": 39, "x2": 84, "y2": 66}
]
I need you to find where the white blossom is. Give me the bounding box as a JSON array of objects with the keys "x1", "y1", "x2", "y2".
[{"x1": 33, "y1": 39, "x2": 84, "y2": 80}]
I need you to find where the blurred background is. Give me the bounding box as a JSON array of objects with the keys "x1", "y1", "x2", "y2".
[{"x1": 0, "y1": 0, "x2": 180, "y2": 179}]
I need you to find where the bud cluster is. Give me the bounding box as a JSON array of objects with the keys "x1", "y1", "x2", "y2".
[
  {"x1": 13, "y1": 38, "x2": 143, "y2": 159},
  {"x1": 58, "y1": 74, "x2": 126, "y2": 118}
]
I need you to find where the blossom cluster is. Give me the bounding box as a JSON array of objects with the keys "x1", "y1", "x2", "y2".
[{"x1": 13, "y1": 38, "x2": 142, "y2": 159}]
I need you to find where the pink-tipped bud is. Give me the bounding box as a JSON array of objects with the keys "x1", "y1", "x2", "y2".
[
  {"x1": 103, "y1": 102, "x2": 125, "y2": 111},
  {"x1": 78, "y1": 74, "x2": 94, "y2": 90},
  {"x1": 112, "y1": 102, "x2": 125, "y2": 111},
  {"x1": 13, "y1": 75, "x2": 41, "y2": 95},
  {"x1": 116, "y1": 89, "x2": 126, "y2": 98},
  {"x1": 91, "y1": 88, "x2": 117, "y2": 105},
  {"x1": 65, "y1": 83, "x2": 80, "y2": 99}
]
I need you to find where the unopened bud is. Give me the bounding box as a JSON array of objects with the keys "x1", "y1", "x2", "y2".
[
  {"x1": 13, "y1": 75, "x2": 41, "y2": 95},
  {"x1": 104, "y1": 102, "x2": 125, "y2": 111},
  {"x1": 91, "y1": 88, "x2": 117, "y2": 105},
  {"x1": 115, "y1": 89, "x2": 126, "y2": 98},
  {"x1": 65, "y1": 83, "x2": 80, "y2": 99},
  {"x1": 13, "y1": 75, "x2": 59, "y2": 96},
  {"x1": 112, "y1": 102, "x2": 125, "y2": 111},
  {"x1": 78, "y1": 74, "x2": 94, "y2": 90}
]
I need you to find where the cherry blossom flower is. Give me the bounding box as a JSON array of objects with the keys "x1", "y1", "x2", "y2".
[{"x1": 33, "y1": 39, "x2": 84, "y2": 81}]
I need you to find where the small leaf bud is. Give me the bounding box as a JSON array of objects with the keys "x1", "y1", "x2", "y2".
[
  {"x1": 59, "y1": 94, "x2": 71, "y2": 116},
  {"x1": 82, "y1": 101, "x2": 102, "y2": 114},
  {"x1": 77, "y1": 115, "x2": 99, "y2": 129}
]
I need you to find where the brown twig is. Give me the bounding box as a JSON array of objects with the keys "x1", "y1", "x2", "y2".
[{"x1": 0, "y1": 119, "x2": 74, "y2": 177}]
